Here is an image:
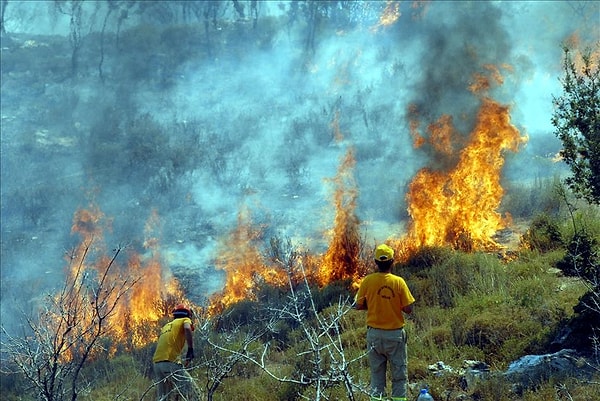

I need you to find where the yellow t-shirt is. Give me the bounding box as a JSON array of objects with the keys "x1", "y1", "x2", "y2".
[
  {"x1": 355, "y1": 272, "x2": 415, "y2": 330},
  {"x1": 152, "y1": 317, "x2": 192, "y2": 363}
]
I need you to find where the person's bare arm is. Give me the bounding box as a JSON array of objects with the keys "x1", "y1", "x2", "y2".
[
  {"x1": 184, "y1": 322, "x2": 193, "y2": 348},
  {"x1": 354, "y1": 294, "x2": 367, "y2": 310},
  {"x1": 402, "y1": 304, "x2": 413, "y2": 314},
  {"x1": 183, "y1": 322, "x2": 194, "y2": 366}
]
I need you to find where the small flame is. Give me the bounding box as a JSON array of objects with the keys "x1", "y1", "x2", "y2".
[
  {"x1": 377, "y1": 1, "x2": 401, "y2": 27},
  {"x1": 208, "y1": 206, "x2": 288, "y2": 315},
  {"x1": 373, "y1": 0, "x2": 429, "y2": 32},
  {"x1": 468, "y1": 64, "x2": 505, "y2": 93}
]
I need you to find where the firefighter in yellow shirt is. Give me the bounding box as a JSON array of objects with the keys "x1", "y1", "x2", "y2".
[
  {"x1": 355, "y1": 244, "x2": 415, "y2": 401},
  {"x1": 152, "y1": 304, "x2": 197, "y2": 401}
]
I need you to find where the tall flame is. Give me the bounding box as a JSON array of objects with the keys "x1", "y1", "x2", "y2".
[
  {"x1": 319, "y1": 148, "x2": 364, "y2": 286},
  {"x1": 401, "y1": 97, "x2": 527, "y2": 256}
]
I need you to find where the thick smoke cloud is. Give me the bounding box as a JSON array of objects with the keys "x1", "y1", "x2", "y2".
[
  {"x1": 406, "y1": 3, "x2": 511, "y2": 132},
  {"x1": 1, "y1": 1, "x2": 597, "y2": 326}
]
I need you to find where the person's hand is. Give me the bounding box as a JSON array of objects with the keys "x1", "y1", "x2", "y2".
[{"x1": 185, "y1": 348, "x2": 194, "y2": 361}]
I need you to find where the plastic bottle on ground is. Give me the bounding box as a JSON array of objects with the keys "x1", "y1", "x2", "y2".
[{"x1": 416, "y1": 387, "x2": 434, "y2": 401}]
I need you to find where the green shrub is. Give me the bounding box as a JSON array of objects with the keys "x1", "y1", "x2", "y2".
[
  {"x1": 409, "y1": 251, "x2": 507, "y2": 308},
  {"x1": 447, "y1": 286, "x2": 566, "y2": 365},
  {"x1": 311, "y1": 279, "x2": 354, "y2": 311},
  {"x1": 80, "y1": 355, "x2": 152, "y2": 401},
  {"x1": 469, "y1": 374, "x2": 513, "y2": 401},
  {"x1": 520, "y1": 213, "x2": 563, "y2": 252},
  {"x1": 402, "y1": 246, "x2": 454, "y2": 273},
  {"x1": 217, "y1": 299, "x2": 261, "y2": 331},
  {"x1": 556, "y1": 229, "x2": 599, "y2": 283},
  {"x1": 508, "y1": 250, "x2": 562, "y2": 277}
]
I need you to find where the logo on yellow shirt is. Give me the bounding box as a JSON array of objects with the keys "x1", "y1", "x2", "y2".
[{"x1": 377, "y1": 285, "x2": 395, "y2": 299}]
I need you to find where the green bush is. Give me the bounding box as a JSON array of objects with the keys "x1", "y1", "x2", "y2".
[
  {"x1": 520, "y1": 213, "x2": 563, "y2": 252},
  {"x1": 402, "y1": 246, "x2": 455, "y2": 272},
  {"x1": 557, "y1": 229, "x2": 599, "y2": 283}
]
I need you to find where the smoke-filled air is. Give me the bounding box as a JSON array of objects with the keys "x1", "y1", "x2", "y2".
[{"x1": 1, "y1": 0, "x2": 598, "y2": 344}]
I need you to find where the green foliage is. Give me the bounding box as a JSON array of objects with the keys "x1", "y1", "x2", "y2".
[
  {"x1": 310, "y1": 279, "x2": 354, "y2": 311},
  {"x1": 409, "y1": 249, "x2": 586, "y2": 371},
  {"x1": 217, "y1": 299, "x2": 261, "y2": 331},
  {"x1": 520, "y1": 213, "x2": 563, "y2": 252},
  {"x1": 217, "y1": 371, "x2": 302, "y2": 401},
  {"x1": 407, "y1": 251, "x2": 508, "y2": 309},
  {"x1": 469, "y1": 375, "x2": 513, "y2": 401},
  {"x1": 0, "y1": 366, "x2": 34, "y2": 401},
  {"x1": 402, "y1": 246, "x2": 455, "y2": 273},
  {"x1": 557, "y1": 228, "x2": 599, "y2": 283},
  {"x1": 552, "y1": 46, "x2": 600, "y2": 205}
]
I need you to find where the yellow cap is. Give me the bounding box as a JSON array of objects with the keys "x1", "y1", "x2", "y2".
[{"x1": 374, "y1": 244, "x2": 394, "y2": 261}]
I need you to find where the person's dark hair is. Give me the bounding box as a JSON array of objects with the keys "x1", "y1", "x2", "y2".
[
  {"x1": 375, "y1": 259, "x2": 394, "y2": 271},
  {"x1": 172, "y1": 304, "x2": 192, "y2": 318},
  {"x1": 173, "y1": 310, "x2": 190, "y2": 318}
]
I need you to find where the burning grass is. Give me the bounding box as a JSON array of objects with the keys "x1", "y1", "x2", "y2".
[{"x1": 48, "y1": 91, "x2": 533, "y2": 351}]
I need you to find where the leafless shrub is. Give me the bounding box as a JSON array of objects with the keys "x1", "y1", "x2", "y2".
[
  {"x1": 1, "y1": 241, "x2": 139, "y2": 401},
  {"x1": 206, "y1": 262, "x2": 369, "y2": 401}
]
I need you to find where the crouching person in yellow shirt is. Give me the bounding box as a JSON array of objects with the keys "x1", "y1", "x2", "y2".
[{"x1": 152, "y1": 304, "x2": 198, "y2": 401}]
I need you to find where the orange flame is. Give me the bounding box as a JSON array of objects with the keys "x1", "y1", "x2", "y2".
[
  {"x1": 468, "y1": 64, "x2": 505, "y2": 93},
  {"x1": 400, "y1": 97, "x2": 527, "y2": 257},
  {"x1": 427, "y1": 114, "x2": 460, "y2": 159},
  {"x1": 50, "y1": 205, "x2": 188, "y2": 356},
  {"x1": 319, "y1": 149, "x2": 365, "y2": 287},
  {"x1": 373, "y1": 0, "x2": 430, "y2": 31},
  {"x1": 208, "y1": 206, "x2": 288, "y2": 315},
  {"x1": 208, "y1": 147, "x2": 367, "y2": 311}
]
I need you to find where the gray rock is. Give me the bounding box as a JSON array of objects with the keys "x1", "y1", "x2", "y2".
[
  {"x1": 460, "y1": 360, "x2": 490, "y2": 389},
  {"x1": 504, "y1": 349, "x2": 589, "y2": 393}
]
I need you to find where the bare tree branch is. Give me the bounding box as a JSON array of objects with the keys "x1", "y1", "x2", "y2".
[{"x1": 1, "y1": 240, "x2": 139, "y2": 401}]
